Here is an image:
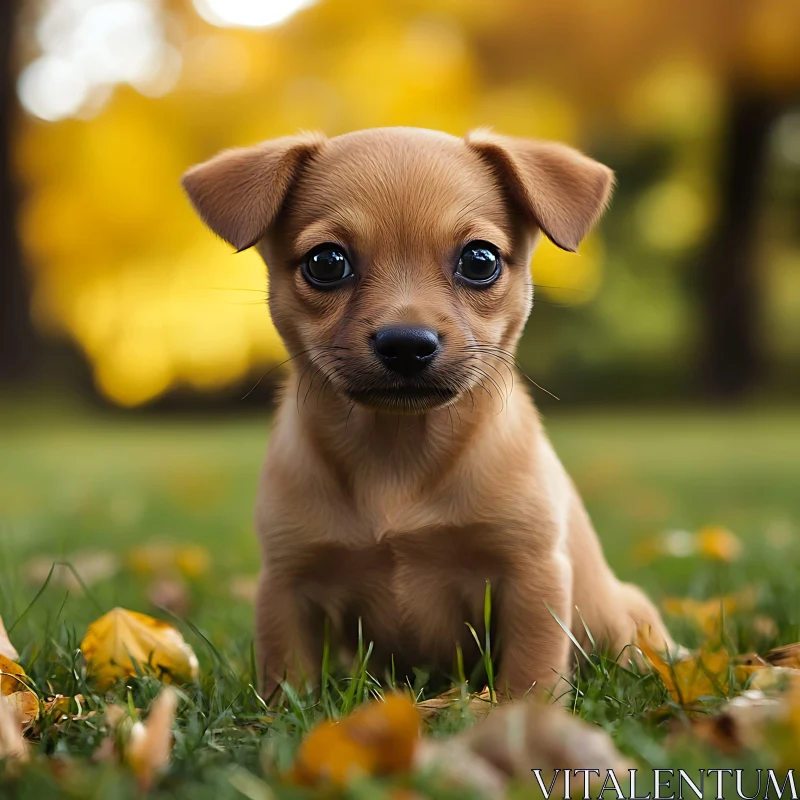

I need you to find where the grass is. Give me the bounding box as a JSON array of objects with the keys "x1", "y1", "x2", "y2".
[{"x1": 2, "y1": 403, "x2": 800, "y2": 797}]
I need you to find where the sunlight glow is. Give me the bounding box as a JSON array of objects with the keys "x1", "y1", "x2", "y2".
[
  {"x1": 17, "y1": 0, "x2": 176, "y2": 121},
  {"x1": 193, "y1": 0, "x2": 318, "y2": 29}
]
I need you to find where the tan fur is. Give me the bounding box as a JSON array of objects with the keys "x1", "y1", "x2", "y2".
[{"x1": 183, "y1": 127, "x2": 674, "y2": 700}]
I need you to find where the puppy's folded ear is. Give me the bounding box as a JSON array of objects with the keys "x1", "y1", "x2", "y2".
[
  {"x1": 181, "y1": 133, "x2": 325, "y2": 251},
  {"x1": 465, "y1": 129, "x2": 614, "y2": 252}
]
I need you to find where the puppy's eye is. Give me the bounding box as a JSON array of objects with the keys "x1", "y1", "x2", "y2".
[
  {"x1": 303, "y1": 245, "x2": 353, "y2": 286},
  {"x1": 456, "y1": 241, "x2": 501, "y2": 285}
]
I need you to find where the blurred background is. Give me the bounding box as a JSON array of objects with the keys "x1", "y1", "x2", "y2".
[
  {"x1": 1, "y1": 0, "x2": 800, "y2": 664},
  {"x1": 2, "y1": 0, "x2": 799, "y2": 409}
]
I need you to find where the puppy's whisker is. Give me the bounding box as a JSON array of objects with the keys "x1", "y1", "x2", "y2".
[{"x1": 464, "y1": 345, "x2": 560, "y2": 402}]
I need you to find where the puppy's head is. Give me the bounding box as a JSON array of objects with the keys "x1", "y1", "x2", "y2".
[{"x1": 182, "y1": 128, "x2": 612, "y2": 413}]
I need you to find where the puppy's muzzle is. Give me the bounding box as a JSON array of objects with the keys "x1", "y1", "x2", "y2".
[{"x1": 371, "y1": 326, "x2": 440, "y2": 378}]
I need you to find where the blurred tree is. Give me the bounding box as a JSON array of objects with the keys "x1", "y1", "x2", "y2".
[
  {"x1": 7, "y1": 0, "x2": 800, "y2": 404},
  {"x1": 464, "y1": 0, "x2": 800, "y2": 398},
  {"x1": 697, "y1": 89, "x2": 780, "y2": 399},
  {"x1": 0, "y1": 0, "x2": 37, "y2": 382}
]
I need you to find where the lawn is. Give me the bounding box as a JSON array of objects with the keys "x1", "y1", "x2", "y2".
[{"x1": 1, "y1": 404, "x2": 800, "y2": 798}]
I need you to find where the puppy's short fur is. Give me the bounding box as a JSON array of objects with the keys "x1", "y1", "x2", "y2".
[{"x1": 183, "y1": 127, "x2": 674, "y2": 698}]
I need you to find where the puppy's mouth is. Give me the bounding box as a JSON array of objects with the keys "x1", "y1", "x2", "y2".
[{"x1": 344, "y1": 384, "x2": 459, "y2": 413}]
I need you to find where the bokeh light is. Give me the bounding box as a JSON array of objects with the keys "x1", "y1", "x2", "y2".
[{"x1": 193, "y1": 0, "x2": 319, "y2": 29}]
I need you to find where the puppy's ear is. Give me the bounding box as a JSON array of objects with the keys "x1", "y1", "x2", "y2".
[
  {"x1": 181, "y1": 133, "x2": 325, "y2": 251},
  {"x1": 465, "y1": 130, "x2": 614, "y2": 252}
]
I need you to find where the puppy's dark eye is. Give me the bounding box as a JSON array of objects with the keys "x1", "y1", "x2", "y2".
[
  {"x1": 456, "y1": 241, "x2": 501, "y2": 285},
  {"x1": 303, "y1": 245, "x2": 353, "y2": 286}
]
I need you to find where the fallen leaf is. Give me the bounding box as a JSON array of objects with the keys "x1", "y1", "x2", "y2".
[
  {"x1": 0, "y1": 654, "x2": 28, "y2": 695},
  {"x1": 696, "y1": 525, "x2": 743, "y2": 562},
  {"x1": 80, "y1": 607, "x2": 199, "y2": 689},
  {"x1": 126, "y1": 687, "x2": 178, "y2": 792},
  {"x1": 292, "y1": 693, "x2": 420, "y2": 787},
  {"x1": 416, "y1": 686, "x2": 493, "y2": 720},
  {"x1": 690, "y1": 690, "x2": 780, "y2": 753},
  {"x1": 147, "y1": 577, "x2": 192, "y2": 616},
  {"x1": 0, "y1": 693, "x2": 28, "y2": 765},
  {"x1": 4, "y1": 690, "x2": 39, "y2": 730},
  {"x1": 637, "y1": 627, "x2": 763, "y2": 705},
  {"x1": 127, "y1": 544, "x2": 210, "y2": 579},
  {"x1": 23, "y1": 550, "x2": 120, "y2": 592},
  {"x1": 766, "y1": 641, "x2": 800, "y2": 670},
  {"x1": 0, "y1": 615, "x2": 19, "y2": 661},
  {"x1": 662, "y1": 587, "x2": 755, "y2": 640}
]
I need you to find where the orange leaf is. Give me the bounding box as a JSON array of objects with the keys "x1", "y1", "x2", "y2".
[
  {"x1": 80, "y1": 607, "x2": 199, "y2": 689},
  {"x1": 637, "y1": 627, "x2": 761, "y2": 705},
  {"x1": 292, "y1": 694, "x2": 420, "y2": 787},
  {"x1": 0, "y1": 655, "x2": 28, "y2": 696}
]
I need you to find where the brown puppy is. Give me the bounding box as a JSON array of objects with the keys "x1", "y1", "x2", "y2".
[{"x1": 183, "y1": 127, "x2": 674, "y2": 699}]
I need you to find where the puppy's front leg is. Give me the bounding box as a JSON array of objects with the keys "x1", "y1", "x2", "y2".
[
  {"x1": 497, "y1": 554, "x2": 573, "y2": 700},
  {"x1": 255, "y1": 568, "x2": 319, "y2": 700}
]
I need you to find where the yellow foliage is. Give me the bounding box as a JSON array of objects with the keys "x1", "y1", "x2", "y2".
[
  {"x1": 291, "y1": 694, "x2": 420, "y2": 787},
  {"x1": 662, "y1": 587, "x2": 756, "y2": 640},
  {"x1": 637, "y1": 627, "x2": 762, "y2": 705},
  {"x1": 14, "y1": 0, "x2": 800, "y2": 405},
  {"x1": 80, "y1": 608, "x2": 199, "y2": 689}
]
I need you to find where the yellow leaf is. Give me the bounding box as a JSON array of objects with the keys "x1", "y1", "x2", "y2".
[
  {"x1": 0, "y1": 615, "x2": 19, "y2": 661},
  {"x1": 696, "y1": 525, "x2": 743, "y2": 562},
  {"x1": 127, "y1": 544, "x2": 210, "y2": 579},
  {"x1": 637, "y1": 627, "x2": 761, "y2": 705},
  {"x1": 292, "y1": 694, "x2": 420, "y2": 787},
  {"x1": 0, "y1": 655, "x2": 28, "y2": 696},
  {"x1": 661, "y1": 587, "x2": 756, "y2": 640},
  {"x1": 126, "y1": 687, "x2": 177, "y2": 792},
  {"x1": 80, "y1": 607, "x2": 199, "y2": 689}
]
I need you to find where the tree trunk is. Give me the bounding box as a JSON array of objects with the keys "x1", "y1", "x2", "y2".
[
  {"x1": 697, "y1": 89, "x2": 777, "y2": 400},
  {"x1": 0, "y1": 0, "x2": 38, "y2": 383}
]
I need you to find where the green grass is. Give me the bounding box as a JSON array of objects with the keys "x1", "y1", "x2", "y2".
[{"x1": 2, "y1": 405, "x2": 800, "y2": 797}]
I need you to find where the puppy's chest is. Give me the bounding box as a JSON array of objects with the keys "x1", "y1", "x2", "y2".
[{"x1": 293, "y1": 525, "x2": 502, "y2": 652}]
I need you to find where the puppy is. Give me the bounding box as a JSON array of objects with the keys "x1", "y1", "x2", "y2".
[{"x1": 182, "y1": 127, "x2": 674, "y2": 699}]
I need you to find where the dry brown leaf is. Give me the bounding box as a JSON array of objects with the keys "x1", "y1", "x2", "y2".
[
  {"x1": 0, "y1": 615, "x2": 19, "y2": 661},
  {"x1": 23, "y1": 550, "x2": 120, "y2": 592},
  {"x1": 766, "y1": 641, "x2": 800, "y2": 670},
  {"x1": 80, "y1": 607, "x2": 199, "y2": 689},
  {"x1": 291, "y1": 693, "x2": 420, "y2": 787},
  {"x1": 689, "y1": 690, "x2": 779, "y2": 753},
  {"x1": 0, "y1": 693, "x2": 29, "y2": 765},
  {"x1": 126, "y1": 687, "x2": 178, "y2": 792},
  {"x1": 416, "y1": 686, "x2": 493, "y2": 720}
]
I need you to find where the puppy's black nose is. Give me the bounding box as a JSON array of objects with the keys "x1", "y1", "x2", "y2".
[{"x1": 372, "y1": 326, "x2": 440, "y2": 377}]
